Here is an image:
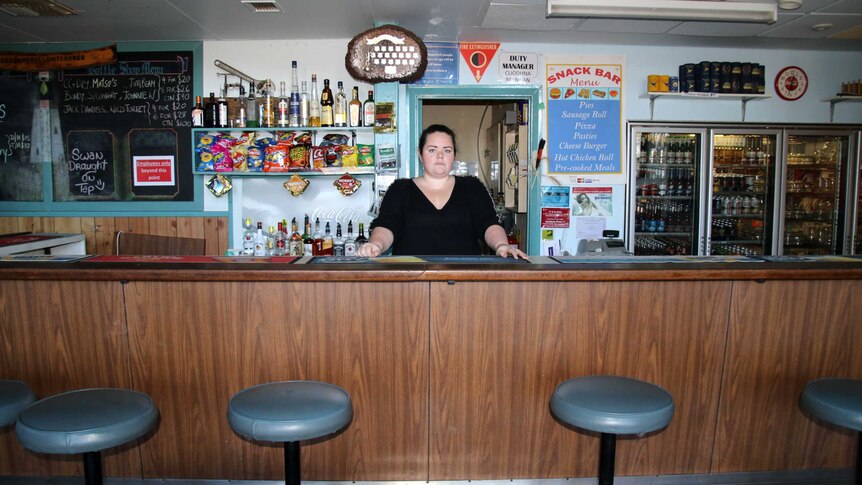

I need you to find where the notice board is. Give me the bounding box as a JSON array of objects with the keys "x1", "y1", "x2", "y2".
[{"x1": 0, "y1": 47, "x2": 196, "y2": 202}]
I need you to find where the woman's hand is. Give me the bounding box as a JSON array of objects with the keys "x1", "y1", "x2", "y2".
[
  {"x1": 357, "y1": 242, "x2": 383, "y2": 258},
  {"x1": 494, "y1": 243, "x2": 528, "y2": 260}
]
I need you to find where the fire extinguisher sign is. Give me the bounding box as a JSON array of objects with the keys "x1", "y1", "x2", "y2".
[{"x1": 459, "y1": 42, "x2": 500, "y2": 82}]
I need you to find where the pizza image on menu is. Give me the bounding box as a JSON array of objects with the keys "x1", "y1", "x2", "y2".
[{"x1": 564, "y1": 88, "x2": 576, "y2": 99}]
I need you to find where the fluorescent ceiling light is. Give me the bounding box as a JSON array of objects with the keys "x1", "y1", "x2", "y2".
[{"x1": 547, "y1": 0, "x2": 778, "y2": 24}]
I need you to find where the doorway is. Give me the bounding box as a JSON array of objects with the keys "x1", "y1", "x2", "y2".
[{"x1": 405, "y1": 85, "x2": 541, "y2": 254}]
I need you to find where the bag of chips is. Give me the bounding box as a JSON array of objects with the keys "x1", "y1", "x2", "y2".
[
  {"x1": 357, "y1": 144, "x2": 375, "y2": 167},
  {"x1": 264, "y1": 143, "x2": 290, "y2": 172},
  {"x1": 341, "y1": 145, "x2": 358, "y2": 168},
  {"x1": 289, "y1": 144, "x2": 310, "y2": 172}
]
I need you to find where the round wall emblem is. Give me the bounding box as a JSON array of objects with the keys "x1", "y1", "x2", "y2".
[{"x1": 774, "y1": 66, "x2": 808, "y2": 101}]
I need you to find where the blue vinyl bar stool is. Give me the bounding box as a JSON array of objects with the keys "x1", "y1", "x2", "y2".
[
  {"x1": 550, "y1": 375, "x2": 674, "y2": 485},
  {"x1": 800, "y1": 378, "x2": 862, "y2": 485},
  {"x1": 228, "y1": 380, "x2": 353, "y2": 485},
  {"x1": 0, "y1": 380, "x2": 36, "y2": 428},
  {"x1": 15, "y1": 388, "x2": 158, "y2": 485}
]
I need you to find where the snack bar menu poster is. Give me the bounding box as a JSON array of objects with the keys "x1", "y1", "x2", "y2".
[{"x1": 545, "y1": 61, "x2": 622, "y2": 174}]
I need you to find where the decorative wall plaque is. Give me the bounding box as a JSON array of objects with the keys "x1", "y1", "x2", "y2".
[{"x1": 346, "y1": 25, "x2": 427, "y2": 83}]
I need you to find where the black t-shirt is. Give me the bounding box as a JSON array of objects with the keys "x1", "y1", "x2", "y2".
[{"x1": 370, "y1": 176, "x2": 500, "y2": 255}]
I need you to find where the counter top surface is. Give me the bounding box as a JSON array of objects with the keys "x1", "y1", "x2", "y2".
[{"x1": 2, "y1": 254, "x2": 861, "y2": 281}]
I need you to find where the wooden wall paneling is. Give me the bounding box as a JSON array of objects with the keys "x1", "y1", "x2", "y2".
[
  {"x1": 80, "y1": 216, "x2": 96, "y2": 254},
  {"x1": 17, "y1": 216, "x2": 53, "y2": 233},
  {"x1": 93, "y1": 217, "x2": 118, "y2": 255},
  {"x1": 0, "y1": 280, "x2": 140, "y2": 478},
  {"x1": 176, "y1": 217, "x2": 205, "y2": 240},
  {"x1": 113, "y1": 217, "x2": 133, "y2": 233},
  {"x1": 148, "y1": 217, "x2": 177, "y2": 237},
  {"x1": 124, "y1": 281, "x2": 428, "y2": 480},
  {"x1": 430, "y1": 281, "x2": 592, "y2": 480},
  {"x1": 714, "y1": 280, "x2": 862, "y2": 473},
  {"x1": 203, "y1": 216, "x2": 226, "y2": 255},
  {"x1": 126, "y1": 217, "x2": 151, "y2": 235},
  {"x1": 53, "y1": 217, "x2": 83, "y2": 235},
  {"x1": 429, "y1": 281, "x2": 730, "y2": 480},
  {"x1": 0, "y1": 217, "x2": 20, "y2": 233}
]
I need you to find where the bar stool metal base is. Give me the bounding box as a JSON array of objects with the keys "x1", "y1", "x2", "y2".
[
  {"x1": 286, "y1": 441, "x2": 300, "y2": 485},
  {"x1": 599, "y1": 432, "x2": 616, "y2": 485},
  {"x1": 83, "y1": 451, "x2": 102, "y2": 485}
]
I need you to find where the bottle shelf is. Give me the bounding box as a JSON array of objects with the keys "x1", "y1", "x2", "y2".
[
  {"x1": 712, "y1": 239, "x2": 763, "y2": 245},
  {"x1": 785, "y1": 164, "x2": 836, "y2": 170},
  {"x1": 635, "y1": 195, "x2": 693, "y2": 200},
  {"x1": 714, "y1": 164, "x2": 768, "y2": 169},
  {"x1": 713, "y1": 191, "x2": 764, "y2": 196},
  {"x1": 641, "y1": 92, "x2": 770, "y2": 121},
  {"x1": 712, "y1": 213, "x2": 764, "y2": 219},
  {"x1": 637, "y1": 162, "x2": 694, "y2": 168},
  {"x1": 635, "y1": 232, "x2": 692, "y2": 237}
]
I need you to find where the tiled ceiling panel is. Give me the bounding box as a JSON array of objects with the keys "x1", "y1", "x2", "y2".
[{"x1": 0, "y1": 0, "x2": 857, "y2": 50}]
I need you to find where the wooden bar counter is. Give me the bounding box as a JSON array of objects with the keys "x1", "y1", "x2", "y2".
[{"x1": 1, "y1": 256, "x2": 861, "y2": 481}]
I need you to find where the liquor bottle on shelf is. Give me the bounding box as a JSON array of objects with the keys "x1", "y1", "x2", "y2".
[
  {"x1": 299, "y1": 81, "x2": 310, "y2": 127},
  {"x1": 275, "y1": 221, "x2": 287, "y2": 256},
  {"x1": 266, "y1": 225, "x2": 277, "y2": 256},
  {"x1": 333, "y1": 223, "x2": 345, "y2": 256},
  {"x1": 309, "y1": 75, "x2": 321, "y2": 127},
  {"x1": 312, "y1": 218, "x2": 324, "y2": 255},
  {"x1": 363, "y1": 90, "x2": 375, "y2": 128},
  {"x1": 262, "y1": 85, "x2": 275, "y2": 128},
  {"x1": 246, "y1": 83, "x2": 259, "y2": 128},
  {"x1": 216, "y1": 89, "x2": 229, "y2": 128},
  {"x1": 289, "y1": 61, "x2": 301, "y2": 127},
  {"x1": 320, "y1": 79, "x2": 334, "y2": 127},
  {"x1": 348, "y1": 86, "x2": 362, "y2": 128},
  {"x1": 242, "y1": 218, "x2": 255, "y2": 255},
  {"x1": 277, "y1": 81, "x2": 289, "y2": 128},
  {"x1": 322, "y1": 222, "x2": 334, "y2": 255},
  {"x1": 253, "y1": 222, "x2": 266, "y2": 257},
  {"x1": 344, "y1": 221, "x2": 356, "y2": 256},
  {"x1": 289, "y1": 218, "x2": 303, "y2": 256},
  {"x1": 191, "y1": 96, "x2": 204, "y2": 127},
  {"x1": 302, "y1": 216, "x2": 313, "y2": 256},
  {"x1": 204, "y1": 93, "x2": 218, "y2": 128},
  {"x1": 355, "y1": 222, "x2": 368, "y2": 251},
  {"x1": 334, "y1": 81, "x2": 347, "y2": 127}
]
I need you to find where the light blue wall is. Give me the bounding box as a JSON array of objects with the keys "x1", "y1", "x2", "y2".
[{"x1": 498, "y1": 42, "x2": 862, "y2": 124}]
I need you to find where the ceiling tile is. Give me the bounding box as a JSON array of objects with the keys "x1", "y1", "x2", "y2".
[
  {"x1": 481, "y1": 3, "x2": 576, "y2": 31},
  {"x1": 759, "y1": 12, "x2": 862, "y2": 38},
  {"x1": 575, "y1": 18, "x2": 683, "y2": 35}
]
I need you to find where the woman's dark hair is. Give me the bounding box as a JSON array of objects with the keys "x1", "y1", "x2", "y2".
[{"x1": 419, "y1": 124, "x2": 457, "y2": 154}]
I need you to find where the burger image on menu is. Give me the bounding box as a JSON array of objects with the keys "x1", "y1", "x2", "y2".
[{"x1": 549, "y1": 87, "x2": 562, "y2": 99}]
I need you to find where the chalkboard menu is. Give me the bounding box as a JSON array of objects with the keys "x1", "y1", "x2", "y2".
[
  {"x1": 53, "y1": 50, "x2": 194, "y2": 201},
  {"x1": 0, "y1": 48, "x2": 195, "y2": 202},
  {"x1": 0, "y1": 72, "x2": 43, "y2": 201}
]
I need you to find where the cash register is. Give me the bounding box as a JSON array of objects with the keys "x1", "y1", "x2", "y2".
[{"x1": 576, "y1": 230, "x2": 629, "y2": 256}]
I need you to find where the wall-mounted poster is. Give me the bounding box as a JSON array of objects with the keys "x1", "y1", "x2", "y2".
[{"x1": 545, "y1": 59, "x2": 623, "y2": 175}]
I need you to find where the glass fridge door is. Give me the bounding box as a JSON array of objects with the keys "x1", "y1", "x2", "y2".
[
  {"x1": 631, "y1": 128, "x2": 702, "y2": 255},
  {"x1": 708, "y1": 131, "x2": 778, "y2": 256},
  {"x1": 780, "y1": 132, "x2": 847, "y2": 256}
]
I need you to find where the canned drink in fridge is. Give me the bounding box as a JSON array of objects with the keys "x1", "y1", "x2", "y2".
[{"x1": 669, "y1": 76, "x2": 679, "y2": 92}]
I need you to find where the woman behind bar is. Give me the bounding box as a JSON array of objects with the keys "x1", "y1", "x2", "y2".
[{"x1": 356, "y1": 124, "x2": 526, "y2": 259}]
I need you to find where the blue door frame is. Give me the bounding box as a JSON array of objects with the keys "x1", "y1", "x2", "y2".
[{"x1": 405, "y1": 85, "x2": 541, "y2": 255}]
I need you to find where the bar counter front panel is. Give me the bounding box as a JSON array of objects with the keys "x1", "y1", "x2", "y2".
[{"x1": 1, "y1": 260, "x2": 860, "y2": 480}]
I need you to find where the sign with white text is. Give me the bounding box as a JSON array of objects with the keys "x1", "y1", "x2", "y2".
[
  {"x1": 546, "y1": 63, "x2": 622, "y2": 174},
  {"x1": 133, "y1": 155, "x2": 175, "y2": 186}
]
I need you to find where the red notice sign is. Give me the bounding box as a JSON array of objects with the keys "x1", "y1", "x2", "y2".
[
  {"x1": 133, "y1": 156, "x2": 175, "y2": 186},
  {"x1": 541, "y1": 207, "x2": 570, "y2": 228}
]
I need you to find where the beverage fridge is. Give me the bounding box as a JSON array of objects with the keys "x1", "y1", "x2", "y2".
[{"x1": 628, "y1": 123, "x2": 861, "y2": 256}]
